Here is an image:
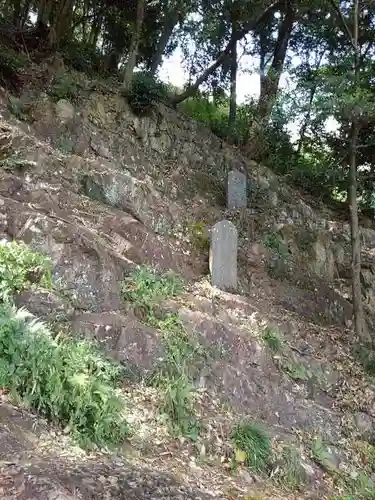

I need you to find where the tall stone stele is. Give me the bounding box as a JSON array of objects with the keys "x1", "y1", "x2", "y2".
[
  {"x1": 209, "y1": 220, "x2": 238, "y2": 291},
  {"x1": 227, "y1": 170, "x2": 247, "y2": 210}
]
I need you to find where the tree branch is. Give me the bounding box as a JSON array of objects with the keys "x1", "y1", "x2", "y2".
[
  {"x1": 170, "y1": 0, "x2": 281, "y2": 106},
  {"x1": 328, "y1": 0, "x2": 356, "y2": 50}
]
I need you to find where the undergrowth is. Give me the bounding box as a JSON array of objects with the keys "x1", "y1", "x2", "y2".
[
  {"x1": 148, "y1": 312, "x2": 203, "y2": 440},
  {"x1": 0, "y1": 240, "x2": 52, "y2": 302},
  {"x1": 0, "y1": 305, "x2": 129, "y2": 448},
  {"x1": 231, "y1": 421, "x2": 271, "y2": 471},
  {"x1": 122, "y1": 266, "x2": 202, "y2": 439},
  {"x1": 121, "y1": 266, "x2": 184, "y2": 319},
  {"x1": 263, "y1": 326, "x2": 283, "y2": 353},
  {"x1": 272, "y1": 446, "x2": 307, "y2": 491}
]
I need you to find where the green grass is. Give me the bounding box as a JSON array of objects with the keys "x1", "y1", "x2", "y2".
[
  {"x1": 231, "y1": 421, "x2": 272, "y2": 471},
  {"x1": 273, "y1": 446, "x2": 307, "y2": 490},
  {"x1": 263, "y1": 326, "x2": 283, "y2": 353},
  {"x1": 0, "y1": 240, "x2": 52, "y2": 302},
  {"x1": 0, "y1": 304, "x2": 130, "y2": 448},
  {"x1": 122, "y1": 266, "x2": 184, "y2": 319},
  {"x1": 148, "y1": 313, "x2": 204, "y2": 440}
]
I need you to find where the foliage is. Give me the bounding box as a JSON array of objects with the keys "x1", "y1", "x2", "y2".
[
  {"x1": 121, "y1": 266, "x2": 184, "y2": 318},
  {"x1": 61, "y1": 41, "x2": 108, "y2": 76},
  {"x1": 7, "y1": 95, "x2": 29, "y2": 120},
  {"x1": 122, "y1": 266, "x2": 197, "y2": 438},
  {"x1": 48, "y1": 72, "x2": 83, "y2": 102},
  {"x1": 273, "y1": 446, "x2": 307, "y2": 491},
  {"x1": 353, "y1": 343, "x2": 375, "y2": 377},
  {"x1": 0, "y1": 304, "x2": 130, "y2": 448},
  {"x1": 188, "y1": 220, "x2": 210, "y2": 252},
  {"x1": 311, "y1": 435, "x2": 340, "y2": 475},
  {"x1": 262, "y1": 326, "x2": 283, "y2": 353},
  {"x1": 179, "y1": 95, "x2": 255, "y2": 145},
  {"x1": 125, "y1": 72, "x2": 169, "y2": 116},
  {"x1": 263, "y1": 232, "x2": 288, "y2": 259},
  {"x1": 0, "y1": 240, "x2": 52, "y2": 302},
  {"x1": 148, "y1": 312, "x2": 202, "y2": 440},
  {"x1": 231, "y1": 421, "x2": 271, "y2": 471}
]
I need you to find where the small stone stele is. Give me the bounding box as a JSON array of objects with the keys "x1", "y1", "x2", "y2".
[
  {"x1": 209, "y1": 220, "x2": 237, "y2": 291},
  {"x1": 227, "y1": 170, "x2": 247, "y2": 210}
]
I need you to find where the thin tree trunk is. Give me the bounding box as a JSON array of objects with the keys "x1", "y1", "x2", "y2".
[
  {"x1": 256, "y1": 0, "x2": 295, "y2": 124},
  {"x1": 228, "y1": 22, "x2": 238, "y2": 129},
  {"x1": 149, "y1": 9, "x2": 179, "y2": 76},
  {"x1": 349, "y1": 0, "x2": 370, "y2": 341},
  {"x1": 297, "y1": 52, "x2": 325, "y2": 155},
  {"x1": 171, "y1": 0, "x2": 280, "y2": 106},
  {"x1": 123, "y1": 0, "x2": 146, "y2": 91}
]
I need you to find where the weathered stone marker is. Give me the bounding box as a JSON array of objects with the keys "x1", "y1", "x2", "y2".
[
  {"x1": 209, "y1": 220, "x2": 237, "y2": 290},
  {"x1": 227, "y1": 170, "x2": 247, "y2": 210}
]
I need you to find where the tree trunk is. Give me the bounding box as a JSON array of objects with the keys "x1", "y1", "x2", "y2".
[
  {"x1": 297, "y1": 52, "x2": 325, "y2": 155},
  {"x1": 228, "y1": 21, "x2": 238, "y2": 130},
  {"x1": 348, "y1": 0, "x2": 370, "y2": 341},
  {"x1": 349, "y1": 121, "x2": 368, "y2": 340},
  {"x1": 256, "y1": 0, "x2": 295, "y2": 125},
  {"x1": 123, "y1": 0, "x2": 146, "y2": 92},
  {"x1": 171, "y1": 0, "x2": 280, "y2": 106},
  {"x1": 149, "y1": 9, "x2": 179, "y2": 76}
]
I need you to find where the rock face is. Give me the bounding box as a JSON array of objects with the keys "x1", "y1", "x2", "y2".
[
  {"x1": 2, "y1": 70, "x2": 375, "y2": 499},
  {"x1": 71, "y1": 311, "x2": 165, "y2": 378}
]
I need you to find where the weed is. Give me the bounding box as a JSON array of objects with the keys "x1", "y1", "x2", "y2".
[
  {"x1": 122, "y1": 266, "x2": 183, "y2": 319},
  {"x1": 0, "y1": 153, "x2": 36, "y2": 172},
  {"x1": 0, "y1": 240, "x2": 52, "y2": 302},
  {"x1": 263, "y1": 326, "x2": 283, "y2": 353},
  {"x1": 149, "y1": 313, "x2": 202, "y2": 440},
  {"x1": 280, "y1": 358, "x2": 311, "y2": 381},
  {"x1": 49, "y1": 71, "x2": 82, "y2": 102},
  {"x1": 354, "y1": 343, "x2": 375, "y2": 377},
  {"x1": 55, "y1": 136, "x2": 74, "y2": 154},
  {"x1": 263, "y1": 232, "x2": 288, "y2": 258},
  {"x1": 231, "y1": 421, "x2": 271, "y2": 471},
  {"x1": 273, "y1": 446, "x2": 307, "y2": 490},
  {"x1": 343, "y1": 472, "x2": 375, "y2": 499},
  {"x1": 189, "y1": 220, "x2": 210, "y2": 252},
  {"x1": 0, "y1": 304, "x2": 130, "y2": 448}
]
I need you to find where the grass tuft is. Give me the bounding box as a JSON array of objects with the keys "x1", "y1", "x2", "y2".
[
  {"x1": 231, "y1": 421, "x2": 271, "y2": 471},
  {"x1": 273, "y1": 446, "x2": 307, "y2": 491},
  {"x1": 122, "y1": 266, "x2": 183, "y2": 319},
  {"x1": 0, "y1": 304, "x2": 130, "y2": 448}
]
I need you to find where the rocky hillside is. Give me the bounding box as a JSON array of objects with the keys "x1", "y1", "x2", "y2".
[{"x1": 0, "y1": 61, "x2": 375, "y2": 500}]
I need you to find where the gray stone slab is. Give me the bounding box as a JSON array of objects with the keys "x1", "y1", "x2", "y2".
[
  {"x1": 227, "y1": 170, "x2": 247, "y2": 210},
  {"x1": 209, "y1": 220, "x2": 237, "y2": 291}
]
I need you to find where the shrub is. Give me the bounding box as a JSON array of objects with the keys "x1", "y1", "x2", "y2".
[
  {"x1": 125, "y1": 72, "x2": 168, "y2": 116},
  {"x1": 231, "y1": 421, "x2": 272, "y2": 471},
  {"x1": 49, "y1": 71, "x2": 82, "y2": 101},
  {"x1": 61, "y1": 41, "x2": 106, "y2": 76},
  {"x1": 0, "y1": 240, "x2": 52, "y2": 302},
  {"x1": 0, "y1": 305, "x2": 129, "y2": 448}
]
